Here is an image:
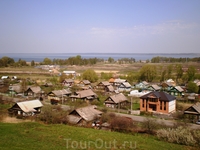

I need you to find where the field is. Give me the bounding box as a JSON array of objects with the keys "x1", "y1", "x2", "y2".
[{"x1": 0, "y1": 122, "x2": 195, "y2": 150}]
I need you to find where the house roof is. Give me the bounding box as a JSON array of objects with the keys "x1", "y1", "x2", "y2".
[
  {"x1": 140, "y1": 91, "x2": 176, "y2": 101},
  {"x1": 64, "y1": 79, "x2": 74, "y2": 83},
  {"x1": 106, "y1": 85, "x2": 115, "y2": 92},
  {"x1": 74, "y1": 89, "x2": 97, "y2": 98},
  {"x1": 69, "y1": 105, "x2": 103, "y2": 122},
  {"x1": 184, "y1": 103, "x2": 200, "y2": 115},
  {"x1": 97, "y1": 81, "x2": 110, "y2": 86},
  {"x1": 50, "y1": 89, "x2": 71, "y2": 97},
  {"x1": 174, "y1": 86, "x2": 184, "y2": 92},
  {"x1": 120, "y1": 82, "x2": 131, "y2": 88},
  {"x1": 11, "y1": 100, "x2": 43, "y2": 113},
  {"x1": 107, "y1": 93, "x2": 128, "y2": 104},
  {"x1": 81, "y1": 80, "x2": 91, "y2": 85},
  {"x1": 9, "y1": 84, "x2": 22, "y2": 93},
  {"x1": 150, "y1": 84, "x2": 161, "y2": 90},
  {"x1": 27, "y1": 86, "x2": 41, "y2": 94},
  {"x1": 114, "y1": 79, "x2": 126, "y2": 83},
  {"x1": 142, "y1": 81, "x2": 149, "y2": 85}
]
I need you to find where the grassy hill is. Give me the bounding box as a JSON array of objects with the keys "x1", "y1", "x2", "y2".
[{"x1": 0, "y1": 122, "x2": 195, "y2": 150}]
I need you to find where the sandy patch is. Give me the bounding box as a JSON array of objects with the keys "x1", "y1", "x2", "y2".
[
  {"x1": 2, "y1": 116, "x2": 34, "y2": 123},
  {"x1": 94, "y1": 70, "x2": 119, "y2": 73}
]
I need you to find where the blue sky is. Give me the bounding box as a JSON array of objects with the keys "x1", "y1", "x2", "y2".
[{"x1": 0, "y1": 0, "x2": 200, "y2": 53}]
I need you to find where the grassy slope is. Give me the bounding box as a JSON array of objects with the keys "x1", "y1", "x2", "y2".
[{"x1": 0, "y1": 122, "x2": 193, "y2": 150}]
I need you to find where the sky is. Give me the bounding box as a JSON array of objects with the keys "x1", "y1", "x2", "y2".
[{"x1": 0, "y1": 0, "x2": 200, "y2": 53}]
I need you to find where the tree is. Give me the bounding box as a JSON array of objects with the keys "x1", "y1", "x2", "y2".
[
  {"x1": 187, "y1": 81, "x2": 198, "y2": 93},
  {"x1": 43, "y1": 58, "x2": 52, "y2": 65},
  {"x1": 175, "y1": 64, "x2": 183, "y2": 83},
  {"x1": 0, "y1": 56, "x2": 15, "y2": 67},
  {"x1": 82, "y1": 69, "x2": 98, "y2": 83},
  {"x1": 108, "y1": 57, "x2": 114, "y2": 63},
  {"x1": 166, "y1": 64, "x2": 173, "y2": 79},
  {"x1": 187, "y1": 66, "x2": 196, "y2": 81},
  {"x1": 31, "y1": 60, "x2": 35, "y2": 66},
  {"x1": 138, "y1": 65, "x2": 157, "y2": 82}
]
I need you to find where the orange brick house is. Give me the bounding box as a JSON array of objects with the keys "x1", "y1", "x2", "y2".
[{"x1": 140, "y1": 91, "x2": 176, "y2": 114}]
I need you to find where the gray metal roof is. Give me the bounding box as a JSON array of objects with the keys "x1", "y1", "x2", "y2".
[{"x1": 16, "y1": 99, "x2": 43, "y2": 113}]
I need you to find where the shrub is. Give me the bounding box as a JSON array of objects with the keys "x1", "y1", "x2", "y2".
[
  {"x1": 156, "y1": 126, "x2": 197, "y2": 146},
  {"x1": 141, "y1": 118, "x2": 160, "y2": 134},
  {"x1": 38, "y1": 105, "x2": 68, "y2": 124},
  {"x1": 110, "y1": 116, "x2": 134, "y2": 132}
]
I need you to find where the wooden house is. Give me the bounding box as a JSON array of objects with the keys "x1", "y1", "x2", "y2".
[
  {"x1": 105, "y1": 85, "x2": 115, "y2": 93},
  {"x1": 113, "y1": 78, "x2": 127, "y2": 87},
  {"x1": 8, "y1": 99, "x2": 43, "y2": 117},
  {"x1": 140, "y1": 91, "x2": 176, "y2": 114},
  {"x1": 70, "y1": 89, "x2": 98, "y2": 101},
  {"x1": 118, "y1": 82, "x2": 132, "y2": 92},
  {"x1": 24, "y1": 86, "x2": 42, "y2": 98},
  {"x1": 62, "y1": 79, "x2": 74, "y2": 87},
  {"x1": 95, "y1": 81, "x2": 110, "y2": 91},
  {"x1": 134, "y1": 81, "x2": 149, "y2": 89},
  {"x1": 168, "y1": 86, "x2": 184, "y2": 96},
  {"x1": 184, "y1": 102, "x2": 200, "y2": 121},
  {"x1": 104, "y1": 93, "x2": 129, "y2": 108},
  {"x1": 67, "y1": 105, "x2": 103, "y2": 125},
  {"x1": 48, "y1": 89, "x2": 72, "y2": 104},
  {"x1": 78, "y1": 80, "x2": 92, "y2": 90},
  {"x1": 8, "y1": 84, "x2": 22, "y2": 95}
]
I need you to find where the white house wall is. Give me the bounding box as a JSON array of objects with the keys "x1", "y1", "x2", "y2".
[{"x1": 168, "y1": 100, "x2": 176, "y2": 113}]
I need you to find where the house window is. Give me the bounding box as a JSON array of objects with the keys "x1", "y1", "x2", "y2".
[
  {"x1": 160, "y1": 101, "x2": 162, "y2": 110},
  {"x1": 164, "y1": 101, "x2": 166, "y2": 110},
  {"x1": 149, "y1": 98, "x2": 157, "y2": 102},
  {"x1": 142, "y1": 99, "x2": 144, "y2": 107}
]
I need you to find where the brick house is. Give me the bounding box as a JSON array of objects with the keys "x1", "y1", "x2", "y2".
[{"x1": 140, "y1": 91, "x2": 176, "y2": 114}]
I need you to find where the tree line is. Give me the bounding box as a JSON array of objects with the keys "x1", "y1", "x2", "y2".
[{"x1": 151, "y1": 56, "x2": 200, "y2": 63}]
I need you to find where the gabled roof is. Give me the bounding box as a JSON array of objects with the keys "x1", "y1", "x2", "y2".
[
  {"x1": 9, "y1": 84, "x2": 22, "y2": 93},
  {"x1": 150, "y1": 84, "x2": 161, "y2": 90},
  {"x1": 50, "y1": 89, "x2": 71, "y2": 97},
  {"x1": 74, "y1": 89, "x2": 97, "y2": 98},
  {"x1": 142, "y1": 81, "x2": 149, "y2": 85},
  {"x1": 10, "y1": 100, "x2": 43, "y2": 113},
  {"x1": 69, "y1": 105, "x2": 102, "y2": 122},
  {"x1": 80, "y1": 80, "x2": 91, "y2": 85},
  {"x1": 106, "y1": 93, "x2": 128, "y2": 104},
  {"x1": 114, "y1": 79, "x2": 127, "y2": 83},
  {"x1": 174, "y1": 86, "x2": 184, "y2": 92},
  {"x1": 119, "y1": 82, "x2": 131, "y2": 88},
  {"x1": 140, "y1": 91, "x2": 176, "y2": 101},
  {"x1": 27, "y1": 86, "x2": 41, "y2": 94},
  {"x1": 97, "y1": 81, "x2": 110, "y2": 86},
  {"x1": 184, "y1": 103, "x2": 200, "y2": 115},
  {"x1": 106, "y1": 85, "x2": 115, "y2": 92}
]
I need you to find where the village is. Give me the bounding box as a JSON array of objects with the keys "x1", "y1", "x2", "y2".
[{"x1": 0, "y1": 63, "x2": 200, "y2": 125}]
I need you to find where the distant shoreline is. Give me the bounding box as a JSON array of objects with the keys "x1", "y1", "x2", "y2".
[{"x1": 0, "y1": 53, "x2": 199, "y2": 62}]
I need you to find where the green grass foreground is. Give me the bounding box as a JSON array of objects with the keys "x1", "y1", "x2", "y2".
[{"x1": 0, "y1": 122, "x2": 194, "y2": 150}]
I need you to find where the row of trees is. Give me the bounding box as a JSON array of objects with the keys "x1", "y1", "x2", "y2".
[
  {"x1": 0, "y1": 57, "x2": 36, "y2": 67},
  {"x1": 151, "y1": 56, "x2": 200, "y2": 63},
  {"x1": 41, "y1": 55, "x2": 104, "y2": 65}
]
